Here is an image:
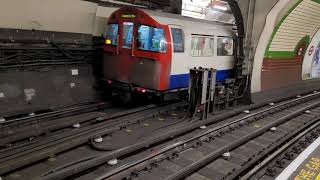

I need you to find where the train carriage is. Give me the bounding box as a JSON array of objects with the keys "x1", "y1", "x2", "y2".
[{"x1": 103, "y1": 7, "x2": 236, "y2": 101}]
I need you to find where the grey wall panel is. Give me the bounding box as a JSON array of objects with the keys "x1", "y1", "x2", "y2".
[{"x1": 0, "y1": 65, "x2": 99, "y2": 117}]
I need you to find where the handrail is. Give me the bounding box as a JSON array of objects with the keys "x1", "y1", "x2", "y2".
[
  {"x1": 116, "y1": 35, "x2": 120, "y2": 55},
  {"x1": 131, "y1": 36, "x2": 135, "y2": 56}
]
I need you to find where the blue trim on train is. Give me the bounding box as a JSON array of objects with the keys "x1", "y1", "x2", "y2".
[{"x1": 169, "y1": 69, "x2": 235, "y2": 89}]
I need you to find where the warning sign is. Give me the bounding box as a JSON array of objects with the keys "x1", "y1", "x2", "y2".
[{"x1": 293, "y1": 157, "x2": 320, "y2": 180}]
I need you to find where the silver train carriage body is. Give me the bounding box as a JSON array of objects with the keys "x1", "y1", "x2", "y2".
[{"x1": 103, "y1": 7, "x2": 236, "y2": 97}]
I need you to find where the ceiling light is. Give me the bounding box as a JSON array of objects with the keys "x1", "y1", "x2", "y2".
[{"x1": 213, "y1": 5, "x2": 228, "y2": 11}]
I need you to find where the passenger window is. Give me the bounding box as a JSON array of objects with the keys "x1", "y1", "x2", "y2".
[
  {"x1": 171, "y1": 28, "x2": 184, "y2": 53},
  {"x1": 137, "y1": 25, "x2": 167, "y2": 52},
  {"x1": 106, "y1": 24, "x2": 118, "y2": 45},
  {"x1": 122, "y1": 22, "x2": 134, "y2": 48},
  {"x1": 217, "y1": 37, "x2": 234, "y2": 56},
  {"x1": 191, "y1": 36, "x2": 214, "y2": 57}
]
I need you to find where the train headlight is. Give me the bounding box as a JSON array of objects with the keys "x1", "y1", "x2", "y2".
[{"x1": 105, "y1": 39, "x2": 112, "y2": 45}]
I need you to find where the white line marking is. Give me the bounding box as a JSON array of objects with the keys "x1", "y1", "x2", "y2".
[{"x1": 276, "y1": 135, "x2": 320, "y2": 179}]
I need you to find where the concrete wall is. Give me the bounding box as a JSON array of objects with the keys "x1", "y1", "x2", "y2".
[
  {"x1": 251, "y1": 0, "x2": 320, "y2": 92},
  {"x1": 0, "y1": 0, "x2": 98, "y2": 34},
  {"x1": 239, "y1": 0, "x2": 280, "y2": 75},
  {"x1": 93, "y1": 6, "x2": 118, "y2": 36}
]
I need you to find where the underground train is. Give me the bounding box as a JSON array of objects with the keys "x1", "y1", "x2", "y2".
[{"x1": 103, "y1": 7, "x2": 237, "y2": 102}]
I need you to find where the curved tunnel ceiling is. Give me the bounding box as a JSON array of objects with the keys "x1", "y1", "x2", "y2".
[
  {"x1": 266, "y1": 0, "x2": 320, "y2": 58},
  {"x1": 252, "y1": 0, "x2": 320, "y2": 93}
]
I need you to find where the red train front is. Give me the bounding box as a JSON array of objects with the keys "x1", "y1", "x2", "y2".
[{"x1": 103, "y1": 7, "x2": 172, "y2": 100}]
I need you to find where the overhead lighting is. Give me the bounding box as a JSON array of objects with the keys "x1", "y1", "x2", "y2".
[{"x1": 213, "y1": 5, "x2": 228, "y2": 11}]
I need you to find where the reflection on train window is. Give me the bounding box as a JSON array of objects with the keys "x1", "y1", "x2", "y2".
[
  {"x1": 138, "y1": 25, "x2": 166, "y2": 52},
  {"x1": 122, "y1": 22, "x2": 133, "y2": 48},
  {"x1": 217, "y1": 37, "x2": 234, "y2": 56},
  {"x1": 106, "y1": 24, "x2": 118, "y2": 45},
  {"x1": 171, "y1": 28, "x2": 184, "y2": 53},
  {"x1": 191, "y1": 36, "x2": 214, "y2": 57}
]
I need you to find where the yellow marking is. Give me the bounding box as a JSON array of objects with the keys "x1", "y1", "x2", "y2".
[
  {"x1": 296, "y1": 169, "x2": 316, "y2": 180},
  {"x1": 171, "y1": 113, "x2": 177, "y2": 116},
  {"x1": 253, "y1": 124, "x2": 261, "y2": 128},
  {"x1": 48, "y1": 157, "x2": 57, "y2": 162},
  {"x1": 125, "y1": 129, "x2": 132, "y2": 133},
  {"x1": 295, "y1": 157, "x2": 320, "y2": 180},
  {"x1": 143, "y1": 123, "x2": 150, "y2": 127},
  {"x1": 158, "y1": 118, "x2": 165, "y2": 121}
]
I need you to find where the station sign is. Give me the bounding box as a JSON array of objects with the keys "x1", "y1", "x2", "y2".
[{"x1": 309, "y1": 46, "x2": 315, "y2": 56}]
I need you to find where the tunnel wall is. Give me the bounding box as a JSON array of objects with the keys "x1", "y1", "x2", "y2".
[
  {"x1": 0, "y1": 0, "x2": 97, "y2": 34},
  {"x1": 241, "y1": 0, "x2": 280, "y2": 76},
  {"x1": 93, "y1": 6, "x2": 118, "y2": 36},
  {"x1": 0, "y1": 0, "x2": 100, "y2": 116},
  {"x1": 251, "y1": 0, "x2": 320, "y2": 92}
]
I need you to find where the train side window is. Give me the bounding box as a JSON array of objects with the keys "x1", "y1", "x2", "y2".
[
  {"x1": 122, "y1": 22, "x2": 134, "y2": 48},
  {"x1": 191, "y1": 36, "x2": 214, "y2": 57},
  {"x1": 137, "y1": 25, "x2": 167, "y2": 52},
  {"x1": 171, "y1": 28, "x2": 184, "y2": 53},
  {"x1": 106, "y1": 24, "x2": 118, "y2": 45},
  {"x1": 217, "y1": 37, "x2": 234, "y2": 56}
]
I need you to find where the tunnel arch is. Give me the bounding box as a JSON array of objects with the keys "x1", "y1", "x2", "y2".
[{"x1": 251, "y1": 0, "x2": 320, "y2": 92}]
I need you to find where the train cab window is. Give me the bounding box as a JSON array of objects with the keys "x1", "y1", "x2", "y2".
[
  {"x1": 191, "y1": 36, "x2": 214, "y2": 57},
  {"x1": 217, "y1": 37, "x2": 234, "y2": 56},
  {"x1": 137, "y1": 25, "x2": 166, "y2": 52},
  {"x1": 106, "y1": 24, "x2": 118, "y2": 45},
  {"x1": 171, "y1": 28, "x2": 184, "y2": 53},
  {"x1": 122, "y1": 22, "x2": 134, "y2": 48}
]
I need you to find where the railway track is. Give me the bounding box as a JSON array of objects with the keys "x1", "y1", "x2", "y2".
[
  {"x1": 241, "y1": 120, "x2": 320, "y2": 180},
  {"x1": 0, "y1": 101, "x2": 185, "y2": 177},
  {"x1": 24, "y1": 90, "x2": 320, "y2": 180},
  {"x1": 0, "y1": 101, "x2": 170, "y2": 148},
  {"x1": 161, "y1": 103, "x2": 320, "y2": 180},
  {"x1": 0, "y1": 101, "x2": 110, "y2": 128},
  {"x1": 2, "y1": 90, "x2": 320, "y2": 180},
  {"x1": 0, "y1": 102, "x2": 111, "y2": 147}
]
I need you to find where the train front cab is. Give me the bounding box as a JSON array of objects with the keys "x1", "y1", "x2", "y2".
[{"x1": 103, "y1": 7, "x2": 173, "y2": 102}]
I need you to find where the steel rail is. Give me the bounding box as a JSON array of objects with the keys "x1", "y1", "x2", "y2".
[
  {"x1": 165, "y1": 101, "x2": 320, "y2": 180},
  {"x1": 0, "y1": 103, "x2": 160, "y2": 148},
  {"x1": 0, "y1": 112, "x2": 105, "y2": 145},
  {"x1": 93, "y1": 93, "x2": 320, "y2": 179},
  {"x1": 239, "y1": 118, "x2": 320, "y2": 180},
  {"x1": 0, "y1": 102, "x2": 183, "y2": 174},
  {"x1": 0, "y1": 102, "x2": 109, "y2": 127},
  {"x1": 40, "y1": 92, "x2": 320, "y2": 180},
  {"x1": 0, "y1": 103, "x2": 164, "y2": 145},
  {"x1": 0, "y1": 104, "x2": 171, "y2": 157}
]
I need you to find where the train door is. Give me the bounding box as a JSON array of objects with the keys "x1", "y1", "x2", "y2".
[
  {"x1": 168, "y1": 25, "x2": 189, "y2": 89},
  {"x1": 114, "y1": 19, "x2": 136, "y2": 83},
  {"x1": 119, "y1": 21, "x2": 134, "y2": 56}
]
